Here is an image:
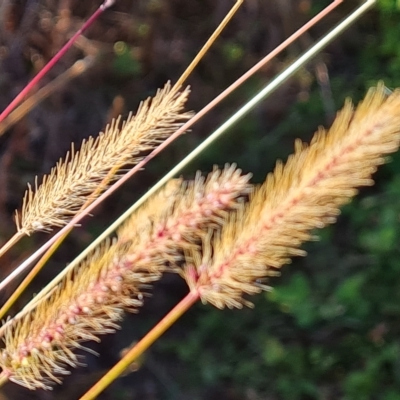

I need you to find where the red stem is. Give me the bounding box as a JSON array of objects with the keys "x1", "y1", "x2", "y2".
[{"x1": 0, "y1": 0, "x2": 114, "y2": 124}]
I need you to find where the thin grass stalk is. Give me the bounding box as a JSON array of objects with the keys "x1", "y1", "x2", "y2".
[
  {"x1": 0, "y1": 0, "x2": 114, "y2": 125},
  {"x1": 0, "y1": 57, "x2": 94, "y2": 137},
  {"x1": 173, "y1": 0, "x2": 243, "y2": 89},
  {"x1": 0, "y1": 232, "x2": 24, "y2": 260},
  {"x1": 79, "y1": 291, "x2": 199, "y2": 400}
]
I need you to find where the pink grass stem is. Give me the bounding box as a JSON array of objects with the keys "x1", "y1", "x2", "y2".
[
  {"x1": 0, "y1": 1, "x2": 341, "y2": 292},
  {"x1": 0, "y1": 0, "x2": 115, "y2": 124}
]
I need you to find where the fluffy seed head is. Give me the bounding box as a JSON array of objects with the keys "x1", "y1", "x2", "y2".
[
  {"x1": 183, "y1": 83, "x2": 400, "y2": 309},
  {"x1": 16, "y1": 82, "x2": 192, "y2": 235},
  {"x1": 0, "y1": 165, "x2": 252, "y2": 389}
]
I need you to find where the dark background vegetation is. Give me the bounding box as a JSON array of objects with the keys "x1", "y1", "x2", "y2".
[{"x1": 1, "y1": 0, "x2": 400, "y2": 399}]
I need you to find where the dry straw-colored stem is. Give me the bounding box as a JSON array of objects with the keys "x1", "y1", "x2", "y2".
[
  {"x1": 0, "y1": 57, "x2": 94, "y2": 137},
  {"x1": 183, "y1": 84, "x2": 400, "y2": 309},
  {"x1": 0, "y1": 167, "x2": 250, "y2": 390},
  {"x1": 80, "y1": 291, "x2": 200, "y2": 400},
  {"x1": 0, "y1": 232, "x2": 25, "y2": 259},
  {"x1": 174, "y1": 0, "x2": 243, "y2": 89}
]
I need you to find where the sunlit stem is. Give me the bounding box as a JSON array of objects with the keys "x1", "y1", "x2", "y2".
[
  {"x1": 173, "y1": 0, "x2": 243, "y2": 89},
  {"x1": 80, "y1": 291, "x2": 199, "y2": 400}
]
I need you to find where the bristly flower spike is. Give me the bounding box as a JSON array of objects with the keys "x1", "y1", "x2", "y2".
[
  {"x1": 16, "y1": 83, "x2": 192, "y2": 236},
  {"x1": 0, "y1": 166, "x2": 251, "y2": 390},
  {"x1": 118, "y1": 165, "x2": 252, "y2": 274},
  {"x1": 0, "y1": 239, "x2": 147, "y2": 390},
  {"x1": 183, "y1": 83, "x2": 400, "y2": 309}
]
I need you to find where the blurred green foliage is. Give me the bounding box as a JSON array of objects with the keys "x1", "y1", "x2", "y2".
[{"x1": 112, "y1": 41, "x2": 141, "y2": 77}]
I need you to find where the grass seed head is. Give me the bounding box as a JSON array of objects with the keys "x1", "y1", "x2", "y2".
[
  {"x1": 183, "y1": 83, "x2": 400, "y2": 309},
  {"x1": 16, "y1": 83, "x2": 192, "y2": 236}
]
